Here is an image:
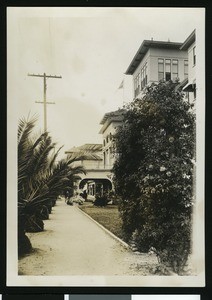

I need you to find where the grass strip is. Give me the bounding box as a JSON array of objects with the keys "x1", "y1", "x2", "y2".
[{"x1": 80, "y1": 203, "x2": 124, "y2": 240}]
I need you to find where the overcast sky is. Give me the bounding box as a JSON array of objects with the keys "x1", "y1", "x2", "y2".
[{"x1": 7, "y1": 7, "x2": 204, "y2": 158}]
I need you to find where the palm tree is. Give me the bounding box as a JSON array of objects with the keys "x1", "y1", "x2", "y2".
[{"x1": 18, "y1": 117, "x2": 86, "y2": 255}]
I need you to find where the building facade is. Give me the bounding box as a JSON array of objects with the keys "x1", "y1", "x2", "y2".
[
  {"x1": 66, "y1": 144, "x2": 104, "y2": 170},
  {"x1": 180, "y1": 30, "x2": 196, "y2": 104},
  {"x1": 125, "y1": 40, "x2": 188, "y2": 99},
  {"x1": 97, "y1": 33, "x2": 196, "y2": 192},
  {"x1": 65, "y1": 144, "x2": 112, "y2": 200},
  {"x1": 67, "y1": 32, "x2": 196, "y2": 200},
  {"x1": 99, "y1": 109, "x2": 126, "y2": 170}
]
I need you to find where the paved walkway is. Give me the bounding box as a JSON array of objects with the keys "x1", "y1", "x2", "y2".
[{"x1": 18, "y1": 199, "x2": 158, "y2": 276}]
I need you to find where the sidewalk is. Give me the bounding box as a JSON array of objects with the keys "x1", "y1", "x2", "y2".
[{"x1": 18, "y1": 199, "x2": 158, "y2": 276}]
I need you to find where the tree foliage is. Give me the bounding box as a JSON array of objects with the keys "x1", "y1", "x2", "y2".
[{"x1": 113, "y1": 81, "x2": 195, "y2": 273}]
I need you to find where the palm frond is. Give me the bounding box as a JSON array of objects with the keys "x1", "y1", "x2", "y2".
[
  {"x1": 31, "y1": 132, "x2": 48, "y2": 150},
  {"x1": 49, "y1": 145, "x2": 64, "y2": 171},
  {"x1": 18, "y1": 117, "x2": 87, "y2": 220},
  {"x1": 67, "y1": 165, "x2": 86, "y2": 177},
  {"x1": 18, "y1": 116, "x2": 37, "y2": 146},
  {"x1": 27, "y1": 136, "x2": 55, "y2": 177}
]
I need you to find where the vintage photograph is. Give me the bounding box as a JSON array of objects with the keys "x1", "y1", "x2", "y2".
[
  {"x1": 68, "y1": 296, "x2": 201, "y2": 300},
  {"x1": 68, "y1": 296, "x2": 130, "y2": 300},
  {"x1": 7, "y1": 7, "x2": 205, "y2": 286},
  {"x1": 0, "y1": 296, "x2": 201, "y2": 300}
]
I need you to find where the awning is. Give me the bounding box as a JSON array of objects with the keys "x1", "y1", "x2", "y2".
[
  {"x1": 183, "y1": 82, "x2": 196, "y2": 92},
  {"x1": 175, "y1": 78, "x2": 188, "y2": 91}
]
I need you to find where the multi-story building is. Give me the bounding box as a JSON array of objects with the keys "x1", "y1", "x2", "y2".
[
  {"x1": 65, "y1": 144, "x2": 112, "y2": 200},
  {"x1": 98, "y1": 34, "x2": 196, "y2": 186},
  {"x1": 125, "y1": 39, "x2": 188, "y2": 99},
  {"x1": 180, "y1": 30, "x2": 196, "y2": 103},
  {"x1": 68, "y1": 33, "x2": 196, "y2": 200},
  {"x1": 99, "y1": 109, "x2": 126, "y2": 170},
  {"x1": 66, "y1": 143, "x2": 104, "y2": 169}
]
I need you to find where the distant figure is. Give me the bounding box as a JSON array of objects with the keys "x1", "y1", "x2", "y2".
[
  {"x1": 65, "y1": 190, "x2": 70, "y2": 203},
  {"x1": 83, "y1": 190, "x2": 87, "y2": 201}
]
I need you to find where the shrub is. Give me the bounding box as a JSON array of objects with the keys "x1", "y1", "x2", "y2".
[
  {"x1": 25, "y1": 215, "x2": 44, "y2": 232},
  {"x1": 94, "y1": 193, "x2": 109, "y2": 207},
  {"x1": 113, "y1": 81, "x2": 195, "y2": 273},
  {"x1": 107, "y1": 190, "x2": 121, "y2": 205},
  {"x1": 38, "y1": 205, "x2": 49, "y2": 220}
]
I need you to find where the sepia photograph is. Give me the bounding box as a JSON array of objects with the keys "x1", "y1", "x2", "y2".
[
  {"x1": 0, "y1": 295, "x2": 201, "y2": 300},
  {"x1": 68, "y1": 296, "x2": 201, "y2": 300},
  {"x1": 7, "y1": 7, "x2": 205, "y2": 286}
]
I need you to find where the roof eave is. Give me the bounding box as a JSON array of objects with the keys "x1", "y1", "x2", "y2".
[
  {"x1": 125, "y1": 40, "x2": 183, "y2": 75},
  {"x1": 125, "y1": 40, "x2": 148, "y2": 75},
  {"x1": 180, "y1": 30, "x2": 196, "y2": 51}
]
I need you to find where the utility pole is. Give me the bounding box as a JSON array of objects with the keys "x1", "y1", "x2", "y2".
[{"x1": 28, "y1": 72, "x2": 62, "y2": 132}]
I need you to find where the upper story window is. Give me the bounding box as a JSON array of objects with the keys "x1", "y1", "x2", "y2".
[
  {"x1": 158, "y1": 58, "x2": 164, "y2": 81},
  {"x1": 194, "y1": 87, "x2": 196, "y2": 99},
  {"x1": 141, "y1": 68, "x2": 144, "y2": 89},
  {"x1": 134, "y1": 77, "x2": 137, "y2": 97},
  {"x1": 193, "y1": 46, "x2": 196, "y2": 66},
  {"x1": 134, "y1": 73, "x2": 140, "y2": 97},
  {"x1": 138, "y1": 73, "x2": 141, "y2": 91},
  {"x1": 184, "y1": 60, "x2": 188, "y2": 79},
  {"x1": 172, "y1": 59, "x2": 178, "y2": 81},
  {"x1": 144, "y1": 62, "x2": 148, "y2": 85},
  {"x1": 158, "y1": 58, "x2": 180, "y2": 82},
  {"x1": 141, "y1": 62, "x2": 148, "y2": 90},
  {"x1": 165, "y1": 59, "x2": 171, "y2": 81},
  {"x1": 134, "y1": 61, "x2": 148, "y2": 97}
]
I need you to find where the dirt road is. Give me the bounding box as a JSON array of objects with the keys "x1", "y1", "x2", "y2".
[{"x1": 18, "y1": 199, "x2": 158, "y2": 276}]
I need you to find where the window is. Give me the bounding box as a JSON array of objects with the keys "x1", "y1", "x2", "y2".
[
  {"x1": 142, "y1": 67, "x2": 145, "y2": 87},
  {"x1": 136, "y1": 74, "x2": 139, "y2": 95},
  {"x1": 184, "y1": 60, "x2": 188, "y2": 79},
  {"x1": 134, "y1": 73, "x2": 140, "y2": 97},
  {"x1": 140, "y1": 62, "x2": 148, "y2": 90},
  {"x1": 159, "y1": 58, "x2": 181, "y2": 82},
  {"x1": 172, "y1": 59, "x2": 178, "y2": 81},
  {"x1": 134, "y1": 78, "x2": 137, "y2": 97},
  {"x1": 145, "y1": 62, "x2": 148, "y2": 85},
  {"x1": 194, "y1": 87, "x2": 196, "y2": 99},
  {"x1": 165, "y1": 59, "x2": 171, "y2": 81},
  {"x1": 141, "y1": 68, "x2": 144, "y2": 89},
  {"x1": 193, "y1": 46, "x2": 196, "y2": 65},
  {"x1": 109, "y1": 146, "x2": 114, "y2": 160},
  {"x1": 138, "y1": 73, "x2": 140, "y2": 91},
  {"x1": 158, "y1": 58, "x2": 164, "y2": 81},
  {"x1": 106, "y1": 149, "x2": 109, "y2": 165},
  {"x1": 103, "y1": 152, "x2": 106, "y2": 167}
]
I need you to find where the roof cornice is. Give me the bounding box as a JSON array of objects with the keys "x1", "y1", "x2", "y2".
[
  {"x1": 125, "y1": 40, "x2": 183, "y2": 75},
  {"x1": 180, "y1": 30, "x2": 196, "y2": 51}
]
